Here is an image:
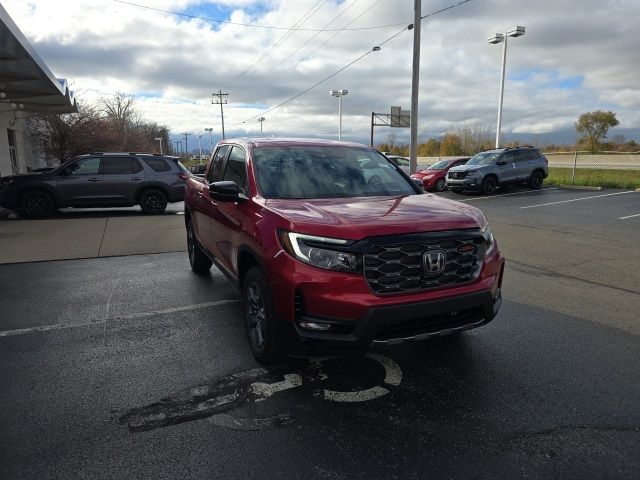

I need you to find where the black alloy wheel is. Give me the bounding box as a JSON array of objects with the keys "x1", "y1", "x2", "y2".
[
  {"x1": 529, "y1": 171, "x2": 544, "y2": 190},
  {"x1": 139, "y1": 189, "x2": 167, "y2": 214},
  {"x1": 481, "y1": 177, "x2": 497, "y2": 195},
  {"x1": 20, "y1": 190, "x2": 55, "y2": 218},
  {"x1": 243, "y1": 267, "x2": 279, "y2": 363},
  {"x1": 187, "y1": 219, "x2": 212, "y2": 273}
]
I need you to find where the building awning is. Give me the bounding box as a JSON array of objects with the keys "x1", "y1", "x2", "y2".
[{"x1": 0, "y1": 4, "x2": 77, "y2": 114}]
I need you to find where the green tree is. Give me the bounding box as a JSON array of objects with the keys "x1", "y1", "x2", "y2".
[
  {"x1": 575, "y1": 110, "x2": 619, "y2": 153},
  {"x1": 418, "y1": 138, "x2": 441, "y2": 156},
  {"x1": 439, "y1": 134, "x2": 463, "y2": 156}
]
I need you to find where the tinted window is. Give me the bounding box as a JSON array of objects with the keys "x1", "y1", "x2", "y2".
[
  {"x1": 514, "y1": 150, "x2": 530, "y2": 162},
  {"x1": 427, "y1": 160, "x2": 449, "y2": 170},
  {"x1": 144, "y1": 158, "x2": 171, "y2": 172},
  {"x1": 527, "y1": 150, "x2": 542, "y2": 160},
  {"x1": 207, "y1": 145, "x2": 231, "y2": 183},
  {"x1": 222, "y1": 146, "x2": 247, "y2": 190},
  {"x1": 502, "y1": 152, "x2": 516, "y2": 163},
  {"x1": 253, "y1": 146, "x2": 416, "y2": 199},
  {"x1": 102, "y1": 157, "x2": 142, "y2": 174},
  {"x1": 67, "y1": 158, "x2": 100, "y2": 175}
]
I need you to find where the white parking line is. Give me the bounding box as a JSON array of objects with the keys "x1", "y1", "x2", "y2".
[
  {"x1": 0, "y1": 298, "x2": 241, "y2": 338},
  {"x1": 520, "y1": 191, "x2": 635, "y2": 209},
  {"x1": 458, "y1": 187, "x2": 558, "y2": 202},
  {"x1": 619, "y1": 213, "x2": 640, "y2": 220}
]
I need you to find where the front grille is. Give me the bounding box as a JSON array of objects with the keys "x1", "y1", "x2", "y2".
[
  {"x1": 448, "y1": 171, "x2": 467, "y2": 179},
  {"x1": 363, "y1": 232, "x2": 484, "y2": 295},
  {"x1": 375, "y1": 306, "x2": 483, "y2": 341}
]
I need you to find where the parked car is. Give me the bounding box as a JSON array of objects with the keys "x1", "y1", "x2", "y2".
[
  {"x1": 411, "y1": 157, "x2": 469, "y2": 191},
  {"x1": 446, "y1": 146, "x2": 548, "y2": 195},
  {"x1": 184, "y1": 138, "x2": 504, "y2": 362},
  {"x1": 0, "y1": 152, "x2": 189, "y2": 218},
  {"x1": 385, "y1": 154, "x2": 411, "y2": 174},
  {"x1": 189, "y1": 164, "x2": 207, "y2": 175}
]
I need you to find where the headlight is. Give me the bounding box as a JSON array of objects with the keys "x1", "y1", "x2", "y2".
[
  {"x1": 482, "y1": 224, "x2": 495, "y2": 257},
  {"x1": 278, "y1": 231, "x2": 361, "y2": 273}
]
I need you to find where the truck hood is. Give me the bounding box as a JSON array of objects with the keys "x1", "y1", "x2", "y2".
[
  {"x1": 449, "y1": 164, "x2": 485, "y2": 174},
  {"x1": 264, "y1": 194, "x2": 485, "y2": 240}
]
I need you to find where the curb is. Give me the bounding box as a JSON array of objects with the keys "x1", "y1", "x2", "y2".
[{"x1": 560, "y1": 185, "x2": 603, "y2": 191}]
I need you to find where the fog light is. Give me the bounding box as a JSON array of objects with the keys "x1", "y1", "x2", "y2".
[{"x1": 298, "y1": 321, "x2": 331, "y2": 331}]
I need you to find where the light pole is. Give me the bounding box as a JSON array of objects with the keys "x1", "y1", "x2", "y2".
[
  {"x1": 258, "y1": 117, "x2": 265, "y2": 134},
  {"x1": 197, "y1": 134, "x2": 203, "y2": 164},
  {"x1": 329, "y1": 89, "x2": 348, "y2": 140},
  {"x1": 154, "y1": 137, "x2": 163, "y2": 155},
  {"x1": 204, "y1": 127, "x2": 213, "y2": 152},
  {"x1": 488, "y1": 26, "x2": 525, "y2": 148}
]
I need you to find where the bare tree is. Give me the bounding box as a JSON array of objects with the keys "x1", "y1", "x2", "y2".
[{"x1": 453, "y1": 123, "x2": 492, "y2": 155}]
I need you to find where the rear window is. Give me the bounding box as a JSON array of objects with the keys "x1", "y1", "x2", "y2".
[{"x1": 143, "y1": 158, "x2": 171, "y2": 172}]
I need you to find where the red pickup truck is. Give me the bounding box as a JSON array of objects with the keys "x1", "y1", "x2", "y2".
[{"x1": 184, "y1": 138, "x2": 504, "y2": 362}]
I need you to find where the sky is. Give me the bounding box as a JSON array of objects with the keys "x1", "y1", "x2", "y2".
[{"x1": 4, "y1": 0, "x2": 640, "y2": 150}]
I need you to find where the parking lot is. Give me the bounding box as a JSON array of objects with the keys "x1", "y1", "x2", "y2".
[{"x1": 1, "y1": 186, "x2": 639, "y2": 479}]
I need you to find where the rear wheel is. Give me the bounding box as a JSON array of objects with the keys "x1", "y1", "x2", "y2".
[
  {"x1": 186, "y1": 219, "x2": 212, "y2": 273},
  {"x1": 529, "y1": 171, "x2": 544, "y2": 190},
  {"x1": 20, "y1": 190, "x2": 55, "y2": 218},
  {"x1": 139, "y1": 189, "x2": 167, "y2": 214},
  {"x1": 243, "y1": 266, "x2": 280, "y2": 363},
  {"x1": 481, "y1": 177, "x2": 497, "y2": 195},
  {"x1": 434, "y1": 178, "x2": 446, "y2": 192}
]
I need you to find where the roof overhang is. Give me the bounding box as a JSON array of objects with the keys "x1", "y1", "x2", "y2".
[{"x1": 0, "y1": 4, "x2": 77, "y2": 114}]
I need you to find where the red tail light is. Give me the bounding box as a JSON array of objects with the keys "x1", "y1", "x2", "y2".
[{"x1": 177, "y1": 172, "x2": 189, "y2": 181}]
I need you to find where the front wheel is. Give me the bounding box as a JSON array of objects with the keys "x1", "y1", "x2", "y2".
[
  {"x1": 20, "y1": 190, "x2": 55, "y2": 218},
  {"x1": 481, "y1": 177, "x2": 497, "y2": 195},
  {"x1": 139, "y1": 189, "x2": 167, "y2": 214},
  {"x1": 529, "y1": 171, "x2": 544, "y2": 190},
  {"x1": 434, "y1": 178, "x2": 446, "y2": 192},
  {"x1": 186, "y1": 219, "x2": 212, "y2": 273},
  {"x1": 243, "y1": 266, "x2": 280, "y2": 363}
]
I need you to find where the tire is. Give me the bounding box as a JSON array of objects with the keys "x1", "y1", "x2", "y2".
[
  {"x1": 529, "y1": 171, "x2": 544, "y2": 190},
  {"x1": 139, "y1": 189, "x2": 167, "y2": 214},
  {"x1": 434, "y1": 178, "x2": 446, "y2": 192},
  {"x1": 450, "y1": 187, "x2": 464, "y2": 194},
  {"x1": 186, "y1": 219, "x2": 212, "y2": 273},
  {"x1": 243, "y1": 266, "x2": 280, "y2": 363},
  {"x1": 20, "y1": 190, "x2": 55, "y2": 218},
  {"x1": 481, "y1": 176, "x2": 497, "y2": 195}
]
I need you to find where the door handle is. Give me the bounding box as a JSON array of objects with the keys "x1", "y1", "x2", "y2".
[
  {"x1": 131, "y1": 177, "x2": 142, "y2": 181},
  {"x1": 88, "y1": 178, "x2": 101, "y2": 182}
]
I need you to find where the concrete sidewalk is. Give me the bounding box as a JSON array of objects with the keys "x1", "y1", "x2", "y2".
[{"x1": 0, "y1": 213, "x2": 186, "y2": 264}]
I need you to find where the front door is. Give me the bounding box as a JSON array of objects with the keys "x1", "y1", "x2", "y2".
[
  {"x1": 496, "y1": 151, "x2": 517, "y2": 183},
  {"x1": 55, "y1": 157, "x2": 103, "y2": 206}
]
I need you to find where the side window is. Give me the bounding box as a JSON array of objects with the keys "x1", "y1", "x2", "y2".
[
  {"x1": 527, "y1": 150, "x2": 541, "y2": 161},
  {"x1": 207, "y1": 145, "x2": 231, "y2": 183},
  {"x1": 102, "y1": 157, "x2": 141, "y2": 174},
  {"x1": 67, "y1": 158, "x2": 100, "y2": 175},
  {"x1": 514, "y1": 150, "x2": 530, "y2": 163},
  {"x1": 143, "y1": 158, "x2": 171, "y2": 172},
  {"x1": 501, "y1": 152, "x2": 515, "y2": 164},
  {"x1": 222, "y1": 146, "x2": 247, "y2": 191}
]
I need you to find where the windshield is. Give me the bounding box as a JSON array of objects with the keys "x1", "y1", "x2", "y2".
[
  {"x1": 427, "y1": 160, "x2": 450, "y2": 170},
  {"x1": 253, "y1": 146, "x2": 417, "y2": 199},
  {"x1": 467, "y1": 152, "x2": 501, "y2": 165}
]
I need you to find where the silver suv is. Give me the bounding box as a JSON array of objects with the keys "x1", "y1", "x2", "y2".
[
  {"x1": 446, "y1": 147, "x2": 548, "y2": 195},
  {"x1": 0, "y1": 153, "x2": 189, "y2": 218}
]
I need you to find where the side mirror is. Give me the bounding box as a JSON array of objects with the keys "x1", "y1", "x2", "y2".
[
  {"x1": 496, "y1": 160, "x2": 507, "y2": 166},
  {"x1": 412, "y1": 178, "x2": 424, "y2": 188},
  {"x1": 209, "y1": 181, "x2": 247, "y2": 202}
]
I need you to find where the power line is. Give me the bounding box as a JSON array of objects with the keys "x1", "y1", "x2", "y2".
[
  {"x1": 112, "y1": 0, "x2": 408, "y2": 32},
  {"x1": 237, "y1": 0, "x2": 329, "y2": 79},
  {"x1": 273, "y1": 0, "x2": 384, "y2": 81},
  {"x1": 261, "y1": 0, "x2": 361, "y2": 78}
]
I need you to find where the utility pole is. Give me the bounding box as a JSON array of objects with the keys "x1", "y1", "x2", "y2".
[
  {"x1": 182, "y1": 132, "x2": 191, "y2": 158},
  {"x1": 409, "y1": 0, "x2": 421, "y2": 175},
  {"x1": 211, "y1": 90, "x2": 229, "y2": 139},
  {"x1": 198, "y1": 134, "x2": 203, "y2": 164},
  {"x1": 204, "y1": 127, "x2": 213, "y2": 151}
]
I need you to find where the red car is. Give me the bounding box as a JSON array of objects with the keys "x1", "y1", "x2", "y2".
[
  {"x1": 411, "y1": 157, "x2": 469, "y2": 191},
  {"x1": 184, "y1": 139, "x2": 504, "y2": 362}
]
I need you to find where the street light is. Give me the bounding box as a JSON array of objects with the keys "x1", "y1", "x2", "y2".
[
  {"x1": 204, "y1": 127, "x2": 213, "y2": 152},
  {"x1": 258, "y1": 117, "x2": 265, "y2": 134},
  {"x1": 197, "y1": 134, "x2": 203, "y2": 165},
  {"x1": 488, "y1": 26, "x2": 525, "y2": 148},
  {"x1": 154, "y1": 137, "x2": 163, "y2": 155},
  {"x1": 329, "y1": 89, "x2": 348, "y2": 140}
]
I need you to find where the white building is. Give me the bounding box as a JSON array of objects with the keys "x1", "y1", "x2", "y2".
[{"x1": 0, "y1": 4, "x2": 77, "y2": 177}]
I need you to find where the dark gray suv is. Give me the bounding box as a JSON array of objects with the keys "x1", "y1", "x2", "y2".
[
  {"x1": 446, "y1": 146, "x2": 549, "y2": 195},
  {"x1": 0, "y1": 153, "x2": 189, "y2": 218}
]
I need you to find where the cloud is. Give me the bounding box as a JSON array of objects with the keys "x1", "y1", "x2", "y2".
[{"x1": 3, "y1": 0, "x2": 640, "y2": 147}]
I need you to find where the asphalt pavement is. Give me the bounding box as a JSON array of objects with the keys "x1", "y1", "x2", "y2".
[{"x1": 1, "y1": 187, "x2": 639, "y2": 479}]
